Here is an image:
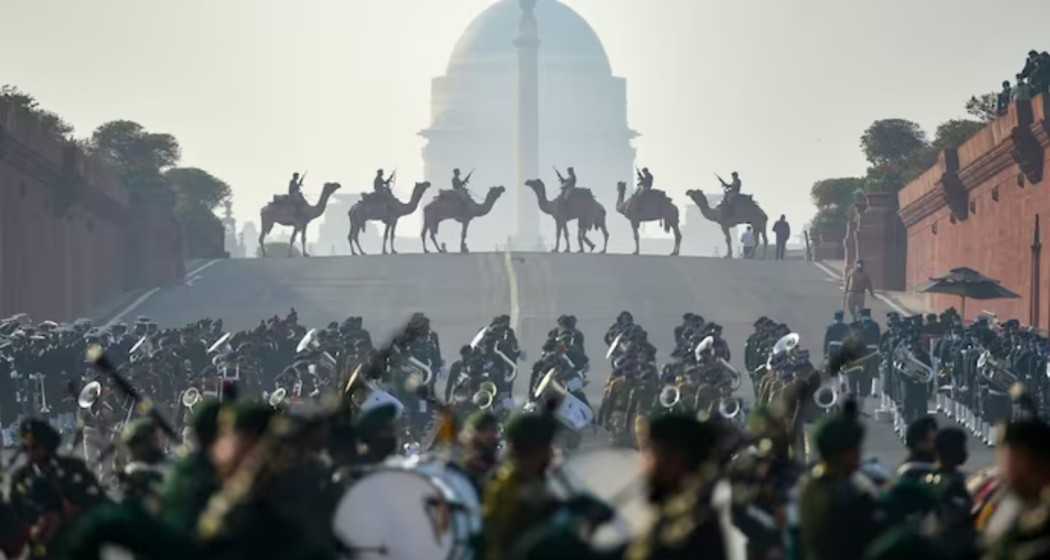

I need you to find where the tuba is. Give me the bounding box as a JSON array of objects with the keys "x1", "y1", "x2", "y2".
[
  {"x1": 896, "y1": 345, "x2": 935, "y2": 384},
  {"x1": 977, "y1": 350, "x2": 1018, "y2": 393},
  {"x1": 78, "y1": 380, "x2": 102, "y2": 409}
]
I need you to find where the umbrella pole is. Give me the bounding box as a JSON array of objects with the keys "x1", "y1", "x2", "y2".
[{"x1": 961, "y1": 296, "x2": 967, "y2": 322}]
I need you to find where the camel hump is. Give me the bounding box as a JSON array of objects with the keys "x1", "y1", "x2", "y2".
[
  {"x1": 361, "y1": 191, "x2": 390, "y2": 204},
  {"x1": 436, "y1": 189, "x2": 473, "y2": 204},
  {"x1": 569, "y1": 188, "x2": 595, "y2": 201},
  {"x1": 644, "y1": 189, "x2": 672, "y2": 203}
]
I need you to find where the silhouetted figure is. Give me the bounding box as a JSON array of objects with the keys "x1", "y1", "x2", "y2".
[
  {"x1": 997, "y1": 80, "x2": 1013, "y2": 116},
  {"x1": 773, "y1": 214, "x2": 791, "y2": 260}
]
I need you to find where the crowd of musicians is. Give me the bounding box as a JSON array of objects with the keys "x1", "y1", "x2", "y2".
[{"x1": 2, "y1": 306, "x2": 1050, "y2": 560}]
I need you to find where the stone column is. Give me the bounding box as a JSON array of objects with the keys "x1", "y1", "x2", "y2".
[
  {"x1": 513, "y1": 0, "x2": 540, "y2": 249},
  {"x1": 856, "y1": 192, "x2": 907, "y2": 291}
]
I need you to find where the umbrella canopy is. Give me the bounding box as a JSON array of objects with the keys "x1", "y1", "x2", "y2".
[
  {"x1": 918, "y1": 267, "x2": 1020, "y2": 318},
  {"x1": 918, "y1": 267, "x2": 1021, "y2": 300}
]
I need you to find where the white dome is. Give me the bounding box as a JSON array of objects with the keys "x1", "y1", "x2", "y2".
[{"x1": 447, "y1": 0, "x2": 612, "y2": 75}]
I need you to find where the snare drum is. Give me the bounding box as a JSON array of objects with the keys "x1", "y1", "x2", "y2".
[{"x1": 332, "y1": 459, "x2": 480, "y2": 560}]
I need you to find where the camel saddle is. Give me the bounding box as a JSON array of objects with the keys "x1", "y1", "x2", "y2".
[
  {"x1": 360, "y1": 190, "x2": 394, "y2": 205},
  {"x1": 435, "y1": 189, "x2": 475, "y2": 205},
  {"x1": 631, "y1": 188, "x2": 672, "y2": 205},
  {"x1": 270, "y1": 193, "x2": 307, "y2": 210}
]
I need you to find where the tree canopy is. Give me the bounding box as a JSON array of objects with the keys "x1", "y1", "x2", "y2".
[
  {"x1": 0, "y1": 84, "x2": 74, "y2": 139},
  {"x1": 966, "y1": 93, "x2": 999, "y2": 122},
  {"x1": 164, "y1": 167, "x2": 232, "y2": 212},
  {"x1": 860, "y1": 119, "x2": 929, "y2": 168}
]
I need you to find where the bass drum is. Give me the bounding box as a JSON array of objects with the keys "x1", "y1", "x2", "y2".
[
  {"x1": 551, "y1": 447, "x2": 652, "y2": 550},
  {"x1": 332, "y1": 462, "x2": 478, "y2": 560}
]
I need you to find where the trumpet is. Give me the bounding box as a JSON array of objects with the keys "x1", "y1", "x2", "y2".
[
  {"x1": 718, "y1": 396, "x2": 743, "y2": 419},
  {"x1": 182, "y1": 386, "x2": 202, "y2": 410}
]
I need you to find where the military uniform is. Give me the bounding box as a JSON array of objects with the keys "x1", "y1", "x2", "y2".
[
  {"x1": 626, "y1": 468, "x2": 726, "y2": 560},
  {"x1": 844, "y1": 266, "x2": 874, "y2": 322},
  {"x1": 10, "y1": 455, "x2": 109, "y2": 557}
]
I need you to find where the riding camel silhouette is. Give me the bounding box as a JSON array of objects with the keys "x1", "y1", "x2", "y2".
[
  {"x1": 258, "y1": 182, "x2": 341, "y2": 257},
  {"x1": 524, "y1": 179, "x2": 609, "y2": 253},
  {"x1": 420, "y1": 186, "x2": 505, "y2": 254},
  {"x1": 347, "y1": 181, "x2": 431, "y2": 255},
  {"x1": 686, "y1": 189, "x2": 769, "y2": 258},
  {"x1": 615, "y1": 182, "x2": 682, "y2": 256}
]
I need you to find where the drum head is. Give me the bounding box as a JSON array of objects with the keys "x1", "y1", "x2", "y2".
[
  {"x1": 554, "y1": 448, "x2": 651, "y2": 549},
  {"x1": 333, "y1": 469, "x2": 460, "y2": 560}
]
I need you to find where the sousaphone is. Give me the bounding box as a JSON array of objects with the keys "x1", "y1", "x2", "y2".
[
  {"x1": 207, "y1": 332, "x2": 232, "y2": 354},
  {"x1": 78, "y1": 380, "x2": 102, "y2": 409}
]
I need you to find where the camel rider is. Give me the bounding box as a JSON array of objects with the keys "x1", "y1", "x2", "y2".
[
  {"x1": 718, "y1": 171, "x2": 742, "y2": 218},
  {"x1": 288, "y1": 172, "x2": 306, "y2": 216},
  {"x1": 374, "y1": 169, "x2": 394, "y2": 195},
  {"x1": 636, "y1": 167, "x2": 654, "y2": 191},
  {"x1": 451, "y1": 168, "x2": 473, "y2": 200},
  {"x1": 554, "y1": 166, "x2": 577, "y2": 200}
]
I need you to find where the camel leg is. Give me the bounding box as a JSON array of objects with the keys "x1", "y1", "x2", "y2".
[
  {"x1": 356, "y1": 231, "x2": 367, "y2": 255},
  {"x1": 582, "y1": 227, "x2": 596, "y2": 252},
  {"x1": 576, "y1": 223, "x2": 586, "y2": 253},
  {"x1": 671, "y1": 225, "x2": 681, "y2": 256},
  {"x1": 722, "y1": 226, "x2": 733, "y2": 258},
  {"x1": 390, "y1": 220, "x2": 400, "y2": 255},
  {"x1": 600, "y1": 223, "x2": 609, "y2": 254},
  {"x1": 258, "y1": 219, "x2": 273, "y2": 257},
  {"x1": 421, "y1": 223, "x2": 430, "y2": 254},
  {"x1": 552, "y1": 221, "x2": 562, "y2": 252},
  {"x1": 431, "y1": 223, "x2": 444, "y2": 253},
  {"x1": 301, "y1": 223, "x2": 309, "y2": 257},
  {"x1": 632, "y1": 222, "x2": 640, "y2": 256},
  {"x1": 381, "y1": 223, "x2": 389, "y2": 255},
  {"x1": 460, "y1": 220, "x2": 470, "y2": 253},
  {"x1": 562, "y1": 222, "x2": 571, "y2": 253},
  {"x1": 763, "y1": 230, "x2": 770, "y2": 260},
  {"x1": 288, "y1": 228, "x2": 298, "y2": 257}
]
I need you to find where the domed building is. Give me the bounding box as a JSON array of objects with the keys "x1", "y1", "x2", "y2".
[{"x1": 420, "y1": 0, "x2": 637, "y2": 250}]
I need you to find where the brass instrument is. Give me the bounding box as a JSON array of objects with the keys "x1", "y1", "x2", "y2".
[
  {"x1": 659, "y1": 383, "x2": 682, "y2": 409},
  {"x1": 718, "y1": 396, "x2": 743, "y2": 419},
  {"x1": 894, "y1": 345, "x2": 935, "y2": 384},
  {"x1": 471, "y1": 381, "x2": 499, "y2": 410},
  {"x1": 977, "y1": 350, "x2": 1019, "y2": 392},
  {"x1": 181, "y1": 386, "x2": 202, "y2": 410},
  {"x1": 78, "y1": 380, "x2": 102, "y2": 409}
]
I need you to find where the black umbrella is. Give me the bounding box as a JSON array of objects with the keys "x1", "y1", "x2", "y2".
[{"x1": 918, "y1": 267, "x2": 1020, "y2": 318}]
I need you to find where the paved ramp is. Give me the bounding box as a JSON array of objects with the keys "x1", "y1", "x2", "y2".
[{"x1": 125, "y1": 253, "x2": 993, "y2": 468}]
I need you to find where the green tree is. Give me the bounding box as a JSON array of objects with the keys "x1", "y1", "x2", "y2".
[
  {"x1": 164, "y1": 167, "x2": 232, "y2": 212},
  {"x1": 966, "y1": 93, "x2": 999, "y2": 122},
  {"x1": 810, "y1": 177, "x2": 865, "y2": 231},
  {"x1": 89, "y1": 120, "x2": 181, "y2": 197},
  {"x1": 860, "y1": 119, "x2": 930, "y2": 167},
  {"x1": 932, "y1": 119, "x2": 984, "y2": 152},
  {"x1": 0, "y1": 84, "x2": 74, "y2": 138}
]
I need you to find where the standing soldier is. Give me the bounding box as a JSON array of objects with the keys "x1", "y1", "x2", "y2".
[
  {"x1": 626, "y1": 415, "x2": 727, "y2": 560},
  {"x1": 482, "y1": 412, "x2": 559, "y2": 560},
  {"x1": 772, "y1": 214, "x2": 791, "y2": 260},
  {"x1": 799, "y1": 400, "x2": 884, "y2": 560},
  {"x1": 823, "y1": 311, "x2": 850, "y2": 359},
  {"x1": 843, "y1": 259, "x2": 875, "y2": 321}
]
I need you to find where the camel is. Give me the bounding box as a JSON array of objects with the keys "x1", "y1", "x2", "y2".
[
  {"x1": 685, "y1": 189, "x2": 769, "y2": 258},
  {"x1": 524, "y1": 179, "x2": 609, "y2": 253},
  {"x1": 347, "y1": 182, "x2": 430, "y2": 255},
  {"x1": 615, "y1": 182, "x2": 681, "y2": 256},
  {"x1": 420, "y1": 186, "x2": 505, "y2": 254},
  {"x1": 258, "y1": 182, "x2": 341, "y2": 257}
]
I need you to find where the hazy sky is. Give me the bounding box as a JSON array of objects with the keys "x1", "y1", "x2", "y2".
[{"x1": 4, "y1": 0, "x2": 1048, "y2": 238}]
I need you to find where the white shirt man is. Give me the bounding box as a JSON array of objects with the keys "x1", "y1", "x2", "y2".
[{"x1": 740, "y1": 226, "x2": 756, "y2": 258}]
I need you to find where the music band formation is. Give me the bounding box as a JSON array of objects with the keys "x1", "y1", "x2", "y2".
[{"x1": 3, "y1": 301, "x2": 1050, "y2": 559}]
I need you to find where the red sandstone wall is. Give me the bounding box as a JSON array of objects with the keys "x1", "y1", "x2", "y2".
[
  {"x1": 0, "y1": 101, "x2": 184, "y2": 320},
  {"x1": 900, "y1": 95, "x2": 1050, "y2": 327}
]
